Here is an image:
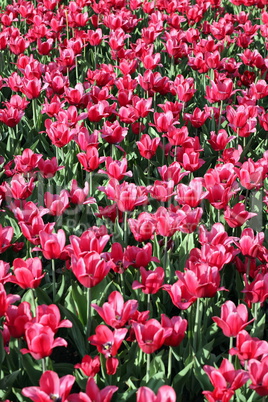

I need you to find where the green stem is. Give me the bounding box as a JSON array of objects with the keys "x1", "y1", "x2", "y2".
[
  {"x1": 42, "y1": 357, "x2": 46, "y2": 373},
  {"x1": 229, "y1": 337, "x2": 233, "y2": 363},
  {"x1": 89, "y1": 171, "x2": 93, "y2": 195},
  {"x1": 147, "y1": 293, "x2": 150, "y2": 313},
  {"x1": 31, "y1": 288, "x2": 37, "y2": 315},
  {"x1": 51, "y1": 259, "x2": 56, "y2": 302},
  {"x1": 124, "y1": 211, "x2": 128, "y2": 246},
  {"x1": 86, "y1": 287, "x2": 92, "y2": 338},
  {"x1": 167, "y1": 347, "x2": 172, "y2": 380},
  {"x1": 193, "y1": 298, "x2": 201, "y2": 351},
  {"x1": 146, "y1": 352, "x2": 150, "y2": 383}
]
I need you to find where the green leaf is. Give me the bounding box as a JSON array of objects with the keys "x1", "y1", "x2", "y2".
[
  {"x1": 21, "y1": 354, "x2": 42, "y2": 385},
  {"x1": 172, "y1": 360, "x2": 194, "y2": 390},
  {"x1": 59, "y1": 305, "x2": 87, "y2": 357},
  {"x1": 0, "y1": 370, "x2": 20, "y2": 392},
  {"x1": 71, "y1": 281, "x2": 87, "y2": 326}
]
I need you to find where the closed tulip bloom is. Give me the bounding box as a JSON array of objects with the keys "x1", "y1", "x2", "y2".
[
  {"x1": 5, "y1": 302, "x2": 32, "y2": 338},
  {"x1": 132, "y1": 266, "x2": 164, "y2": 294},
  {"x1": 136, "y1": 134, "x2": 161, "y2": 159},
  {"x1": 132, "y1": 319, "x2": 172, "y2": 354},
  {"x1": 235, "y1": 228, "x2": 264, "y2": 258},
  {"x1": 0, "y1": 283, "x2": 20, "y2": 317},
  {"x1": 75, "y1": 355, "x2": 101, "y2": 377},
  {"x1": 21, "y1": 323, "x2": 67, "y2": 360},
  {"x1": 10, "y1": 257, "x2": 45, "y2": 289},
  {"x1": 22, "y1": 370, "x2": 75, "y2": 402},
  {"x1": 128, "y1": 212, "x2": 156, "y2": 242},
  {"x1": 136, "y1": 385, "x2": 176, "y2": 401},
  {"x1": 161, "y1": 314, "x2": 187, "y2": 347},
  {"x1": 176, "y1": 178, "x2": 208, "y2": 207},
  {"x1": 38, "y1": 229, "x2": 66, "y2": 260},
  {"x1": 163, "y1": 279, "x2": 197, "y2": 310},
  {"x1": 248, "y1": 356, "x2": 268, "y2": 396},
  {"x1": 71, "y1": 251, "x2": 111, "y2": 288},
  {"x1": 212, "y1": 301, "x2": 254, "y2": 337}
]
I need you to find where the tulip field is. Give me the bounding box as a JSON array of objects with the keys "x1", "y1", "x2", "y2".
[{"x1": 1, "y1": 0, "x2": 268, "y2": 400}]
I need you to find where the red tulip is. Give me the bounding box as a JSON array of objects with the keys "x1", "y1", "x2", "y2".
[
  {"x1": 132, "y1": 319, "x2": 172, "y2": 354},
  {"x1": 22, "y1": 370, "x2": 75, "y2": 402},
  {"x1": 5, "y1": 302, "x2": 32, "y2": 338},
  {"x1": 128, "y1": 212, "x2": 156, "y2": 242},
  {"x1": 71, "y1": 251, "x2": 111, "y2": 288},
  {"x1": 136, "y1": 134, "x2": 161, "y2": 159},
  {"x1": 203, "y1": 359, "x2": 249, "y2": 401},
  {"x1": 161, "y1": 314, "x2": 187, "y2": 347},
  {"x1": 21, "y1": 323, "x2": 67, "y2": 360},
  {"x1": 248, "y1": 356, "x2": 268, "y2": 396},
  {"x1": 38, "y1": 157, "x2": 64, "y2": 179},
  {"x1": 229, "y1": 330, "x2": 268, "y2": 364},
  {"x1": 75, "y1": 355, "x2": 101, "y2": 377},
  {"x1": 38, "y1": 229, "x2": 66, "y2": 260},
  {"x1": 136, "y1": 385, "x2": 176, "y2": 401},
  {"x1": 68, "y1": 377, "x2": 118, "y2": 402},
  {"x1": 88, "y1": 324, "x2": 128, "y2": 358},
  {"x1": 224, "y1": 203, "x2": 257, "y2": 228},
  {"x1": 10, "y1": 257, "x2": 45, "y2": 289},
  {"x1": 14, "y1": 149, "x2": 42, "y2": 173},
  {"x1": 212, "y1": 300, "x2": 254, "y2": 337},
  {"x1": 33, "y1": 304, "x2": 72, "y2": 333},
  {"x1": 92, "y1": 291, "x2": 138, "y2": 328},
  {"x1": 132, "y1": 266, "x2": 164, "y2": 294},
  {"x1": 0, "y1": 283, "x2": 20, "y2": 317}
]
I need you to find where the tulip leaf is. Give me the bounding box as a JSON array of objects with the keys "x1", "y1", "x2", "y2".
[
  {"x1": 70, "y1": 281, "x2": 87, "y2": 326},
  {"x1": 59, "y1": 305, "x2": 87, "y2": 357},
  {"x1": 250, "y1": 311, "x2": 266, "y2": 339},
  {"x1": 0, "y1": 333, "x2": 5, "y2": 367},
  {"x1": 21, "y1": 354, "x2": 42, "y2": 385},
  {"x1": 35, "y1": 286, "x2": 53, "y2": 305},
  {"x1": 172, "y1": 360, "x2": 194, "y2": 391},
  {"x1": 0, "y1": 370, "x2": 20, "y2": 392}
]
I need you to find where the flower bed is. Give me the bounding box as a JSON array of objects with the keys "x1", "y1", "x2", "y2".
[{"x1": 0, "y1": 0, "x2": 267, "y2": 400}]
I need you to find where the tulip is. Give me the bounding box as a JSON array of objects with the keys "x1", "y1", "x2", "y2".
[
  {"x1": 75, "y1": 355, "x2": 101, "y2": 377},
  {"x1": 136, "y1": 385, "x2": 176, "y2": 402},
  {"x1": 132, "y1": 319, "x2": 172, "y2": 354},
  {"x1": 10, "y1": 257, "x2": 45, "y2": 289},
  {"x1": 68, "y1": 377, "x2": 118, "y2": 402},
  {"x1": 92, "y1": 291, "x2": 138, "y2": 328},
  {"x1": 22, "y1": 370, "x2": 75, "y2": 402},
  {"x1": 212, "y1": 300, "x2": 254, "y2": 337},
  {"x1": 21, "y1": 323, "x2": 68, "y2": 360}
]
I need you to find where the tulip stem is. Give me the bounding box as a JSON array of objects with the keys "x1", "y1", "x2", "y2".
[
  {"x1": 32, "y1": 98, "x2": 37, "y2": 128},
  {"x1": 31, "y1": 288, "x2": 37, "y2": 315},
  {"x1": 228, "y1": 337, "x2": 233, "y2": 362},
  {"x1": 167, "y1": 346, "x2": 172, "y2": 380},
  {"x1": 124, "y1": 211, "x2": 128, "y2": 246},
  {"x1": 86, "y1": 286, "x2": 92, "y2": 338},
  {"x1": 147, "y1": 293, "x2": 150, "y2": 312},
  {"x1": 193, "y1": 298, "x2": 201, "y2": 351},
  {"x1": 42, "y1": 357, "x2": 46, "y2": 373},
  {"x1": 89, "y1": 171, "x2": 93, "y2": 196},
  {"x1": 146, "y1": 352, "x2": 150, "y2": 383},
  {"x1": 51, "y1": 259, "x2": 56, "y2": 302}
]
